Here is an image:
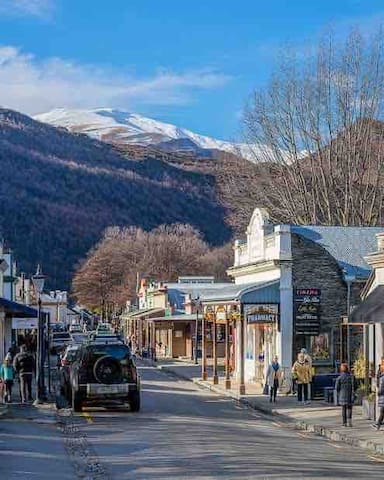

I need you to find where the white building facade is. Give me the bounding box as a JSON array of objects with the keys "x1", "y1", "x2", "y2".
[{"x1": 228, "y1": 209, "x2": 292, "y2": 384}]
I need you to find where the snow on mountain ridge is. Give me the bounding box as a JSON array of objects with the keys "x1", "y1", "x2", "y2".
[{"x1": 34, "y1": 108, "x2": 259, "y2": 160}]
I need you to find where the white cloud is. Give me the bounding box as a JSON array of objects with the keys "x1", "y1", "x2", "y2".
[
  {"x1": 0, "y1": 0, "x2": 54, "y2": 18},
  {"x1": 0, "y1": 46, "x2": 232, "y2": 114}
]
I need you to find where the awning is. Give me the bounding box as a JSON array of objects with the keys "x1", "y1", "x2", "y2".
[
  {"x1": 350, "y1": 285, "x2": 384, "y2": 324},
  {"x1": 121, "y1": 308, "x2": 165, "y2": 320},
  {"x1": 0, "y1": 298, "x2": 38, "y2": 318},
  {"x1": 200, "y1": 280, "x2": 280, "y2": 304},
  {"x1": 150, "y1": 313, "x2": 197, "y2": 323}
]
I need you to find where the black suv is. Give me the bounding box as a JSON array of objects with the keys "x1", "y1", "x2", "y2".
[{"x1": 69, "y1": 342, "x2": 140, "y2": 412}]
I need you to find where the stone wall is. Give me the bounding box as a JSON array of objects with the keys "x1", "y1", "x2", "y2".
[{"x1": 291, "y1": 233, "x2": 365, "y2": 367}]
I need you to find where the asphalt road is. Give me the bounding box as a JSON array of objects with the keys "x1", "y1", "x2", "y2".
[
  {"x1": 70, "y1": 364, "x2": 384, "y2": 480},
  {"x1": 0, "y1": 405, "x2": 72, "y2": 480}
]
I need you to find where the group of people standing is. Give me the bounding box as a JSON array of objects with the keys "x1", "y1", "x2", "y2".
[
  {"x1": 0, "y1": 345, "x2": 35, "y2": 404},
  {"x1": 265, "y1": 348, "x2": 312, "y2": 404},
  {"x1": 265, "y1": 349, "x2": 384, "y2": 430}
]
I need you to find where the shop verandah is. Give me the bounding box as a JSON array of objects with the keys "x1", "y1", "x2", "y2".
[{"x1": 198, "y1": 280, "x2": 281, "y2": 395}]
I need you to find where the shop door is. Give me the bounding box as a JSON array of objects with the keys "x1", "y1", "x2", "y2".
[{"x1": 254, "y1": 326, "x2": 266, "y2": 385}]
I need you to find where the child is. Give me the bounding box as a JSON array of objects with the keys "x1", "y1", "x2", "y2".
[{"x1": 0, "y1": 354, "x2": 15, "y2": 403}]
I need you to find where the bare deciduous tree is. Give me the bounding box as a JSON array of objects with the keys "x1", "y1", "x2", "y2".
[
  {"x1": 72, "y1": 224, "x2": 232, "y2": 310},
  {"x1": 243, "y1": 28, "x2": 384, "y2": 225}
]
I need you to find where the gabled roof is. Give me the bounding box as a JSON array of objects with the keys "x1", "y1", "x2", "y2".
[{"x1": 291, "y1": 225, "x2": 382, "y2": 279}]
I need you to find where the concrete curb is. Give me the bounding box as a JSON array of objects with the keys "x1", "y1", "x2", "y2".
[
  {"x1": 0, "y1": 404, "x2": 8, "y2": 417},
  {"x1": 156, "y1": 363, "x2": 384, "y2": 457},
  {"x1": 296, "y1": 420, "x2": 384, "y2": 455}
]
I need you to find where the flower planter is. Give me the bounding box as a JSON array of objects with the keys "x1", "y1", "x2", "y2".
[{"x1": 362, "y1": 398, "x2": 376, "y2": 420}]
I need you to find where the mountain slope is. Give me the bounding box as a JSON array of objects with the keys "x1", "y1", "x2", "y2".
[
  {"x1": 0, "y1": 108, "x2": 236, "y2": 289},
  {"x1": 34, "y1": 108, "x2": 259, "y2": 161}
]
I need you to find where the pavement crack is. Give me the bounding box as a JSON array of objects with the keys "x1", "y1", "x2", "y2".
[{"x1": 57, "y1": 408, "x2": 109, "y2": 480}]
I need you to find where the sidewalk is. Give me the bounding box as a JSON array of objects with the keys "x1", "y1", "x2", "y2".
[{"x1": 151, "y1": 357, "x2": 384, "y2": 456}]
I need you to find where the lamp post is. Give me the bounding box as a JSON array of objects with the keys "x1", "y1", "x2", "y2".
[
  {"x1": 344, "y1": 273, "x2": 356, "y2": 367},
  {"x1": 32, "y1": 264, "x2": 46, "y2": 404},
  {"x1": 192, "y1": 296, "x2": 200, "y2": 365}
]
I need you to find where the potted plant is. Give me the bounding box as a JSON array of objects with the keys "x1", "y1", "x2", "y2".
[{"x1": 353, "y1": 350, "x2": 368, "y2": 406}]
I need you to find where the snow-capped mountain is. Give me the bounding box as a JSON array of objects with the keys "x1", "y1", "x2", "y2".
[{"x1": 34, "y1": 108, "x2": 261, "y2": 161}]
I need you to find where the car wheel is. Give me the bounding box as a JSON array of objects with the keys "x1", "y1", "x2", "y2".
[
  {"x1": 129, "y1": 391, "x2": 140, "y2": 412},
  {"x1": 72, "y1": 388, "x2": 82, "y2": 412}
]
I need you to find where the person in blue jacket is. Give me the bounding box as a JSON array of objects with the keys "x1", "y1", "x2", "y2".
[{"x1": 0, "y1": 353, "x2": 15, "y2": 403}]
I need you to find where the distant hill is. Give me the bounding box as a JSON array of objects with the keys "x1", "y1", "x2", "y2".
[{"x1": 0, "y1": 109, "x2": 262, "y2": 289}]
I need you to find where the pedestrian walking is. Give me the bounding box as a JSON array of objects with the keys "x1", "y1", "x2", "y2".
[
  {"x1": 335, "y1": 363, "x2": 354, "y2": 427},
  {"x1": 0, "y1": 354, "x2": 15, "y2": 403},
  {"x1": 266, "y1": 355, "x2": 282, "y2": 402},
  {"x1": 13, "y1": 345, "x2": 35, "y2": 403},
  {"x1": 292, "y1": 352, "x2": 312, "y2": 405},
  {"x1": 372, "y1": 360, "x2": 384, "y2": 430},
  {"x1": 7, "y1": 342, "x2": 18, "y2": 361}
]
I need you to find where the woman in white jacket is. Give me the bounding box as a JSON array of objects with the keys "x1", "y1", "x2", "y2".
[{"x1": 266, "y1": 355, "x2": 283, "y2": 402}]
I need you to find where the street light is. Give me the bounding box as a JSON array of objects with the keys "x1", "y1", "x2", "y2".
[
  {"x1": 192, "y1": 295, "x2": 201, "y2": 365},
  {"x1": 32, "y1": 264, "x2": 46, "y2": 404},
  {"x1": 344, "y1": 272, "x2": 356, "y2": 368}
]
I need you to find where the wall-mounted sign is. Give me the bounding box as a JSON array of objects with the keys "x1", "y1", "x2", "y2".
[
  {"x1": 12, "y1": 318, "x2": 38, "y2": 330},
  {"x1": 244, "y1": 304, "x2": 278, "y2": 324},
  {"x1": 295, "y1": 288, "x2": 321, "y2": 335}
]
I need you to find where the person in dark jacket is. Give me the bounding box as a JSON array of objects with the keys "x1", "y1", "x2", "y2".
[
  {"x1": 335, "y1": 363, "x2": 354, "y2": 427},
  {"x1": 373, "y1": 361, "x2": 384, "y2": 430},
  {"x1": 13, "y1": 345, "x2": 35, "y2": 403}
]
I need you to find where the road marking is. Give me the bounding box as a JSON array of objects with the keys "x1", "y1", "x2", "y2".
[
  {"x1": 327, "y1": 443, "x2": 342, "y2": 449},
  {"x1": 296, "y1": 432, "x2": 309, "y2": 438},
  {"x1": 82, "y1": 412, "x2": 93, "y2": 424},
  {"x1": 272, "y1": 421, "x2": 282, "y2": 427},
  {"x1": 368, "y1": 456, "x2": 384, "y2": 463}
]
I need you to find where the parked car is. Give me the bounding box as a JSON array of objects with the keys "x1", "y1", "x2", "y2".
[
  {"x1": 70, "y1": 333, "x2": 88, "y2": 344},
  {"x1": 59, "y1": 344, "x2": 81, "y2": 399},
  {"x1": 50, "y1": 322, "x2": 67, "y2": 333},
  {"x1": 69, "y1": 341, "x2": 140, "y2": 412},
  {"x1": 69, "y1": 324, "x2": 82, "y2": 334},
  {"x1": 50, "y1": 332, "x2": 72, "y2": 354},
  {"x1": 96, "y1": 324, "x2": 113, "y2": 334},
  {"x1": 90, "y1": 332, "x2": 123, "y2": 344}
]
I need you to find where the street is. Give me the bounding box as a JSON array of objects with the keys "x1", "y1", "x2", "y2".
[
  {"x1": 67, "y1": 364, "x2": 384, "y2": 479},
  {"x1": 1, "y1": 363, "x2": 384, "y2": 479}
]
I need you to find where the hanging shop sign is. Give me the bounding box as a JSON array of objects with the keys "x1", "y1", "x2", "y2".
[
  {"x1": 204, "y1": 306, "x2": 215, "y2": 322},
  {"x1": 244, "y1": 304, "x2": 279, "y2": 324},
  {"x1": 229, "y1": 305, "x2": 240, "y2": 322},
  {"x1": 215, "y1": 306, "x2": 227, "y2": 324},
  {"x1": 294, "y1": 288, "x2": 321, "y2": 335}
]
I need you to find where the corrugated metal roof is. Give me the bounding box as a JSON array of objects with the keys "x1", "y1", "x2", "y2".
[
  {"x1": 165, "y1": 282, "x2": 233, "y2": 310},
  {"x1": 291, "y1": 225, "x2": 381, "y2": 279},
  {"x1": 200, "y1": 280, "x2": 280, "y2": 303}
]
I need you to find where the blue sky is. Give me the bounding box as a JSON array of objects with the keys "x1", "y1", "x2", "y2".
[{"x1": 0, "y1": 0, "x2": 383, "y2": 140}]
